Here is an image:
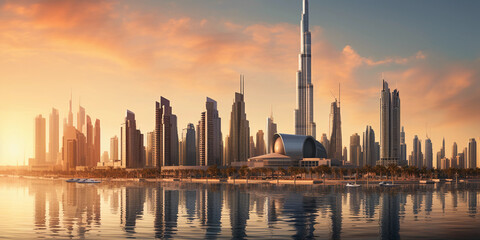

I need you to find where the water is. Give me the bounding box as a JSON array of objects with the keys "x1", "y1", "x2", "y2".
[{"x1": 0, "y1": 177, "x2": 479, "y2": 239}]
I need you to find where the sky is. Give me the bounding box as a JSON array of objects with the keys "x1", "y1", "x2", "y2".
[{"x1": 0, "y1": 0, "x2": 479, "y2": 166}]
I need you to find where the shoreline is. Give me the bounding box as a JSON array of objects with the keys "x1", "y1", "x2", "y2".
[{"x1": 2, "y1": 174, "x2": 480, "y2": 185}]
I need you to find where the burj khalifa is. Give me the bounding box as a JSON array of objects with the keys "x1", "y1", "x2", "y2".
[{"x1": 295, "y1": 0, "x2": 316, "y2": 138}]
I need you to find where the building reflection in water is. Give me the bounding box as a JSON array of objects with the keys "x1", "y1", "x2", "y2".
[
  {"x1": 380, "y1": 191, "x2": 400, "y2": 240},
  {"x1": 228, "y1": 186, "x2": 250, "y2": 239},
  {"x1": 120, "y1": 186, "x2": 146, "y2": 233},
  {"x1": 20, "y1": 179, "x2": 480, "y2": 239}
]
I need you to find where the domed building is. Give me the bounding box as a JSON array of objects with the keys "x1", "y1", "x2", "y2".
[{"x1": 247, "y1": 133, "x2": 331, "y2": 169}]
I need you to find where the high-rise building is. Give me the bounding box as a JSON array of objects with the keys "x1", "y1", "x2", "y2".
[
  {"x1": 424, "y1": 138, "x2": 433, "y2": 169},
  {"x1": 49, "y1": 108, "x2": 59, "y2": 164},
  {"x1": 452, "y1": 142, "x2": 458, "y2": 161},
  {"x1": 154, "y1": 97, "x2": 179, "y2": 167},
  {"x1": 94, "y1": 119, "x2": 100, "y2": 166},
  {"x1": 436, "y1": 138, "x2": 445, "y2": 169},
  {"x1": 266, "y1": 114, "x2": 277, "y2": 153},
  {"x1": 374, "y1": 142, "x2": 380, "y2": 164},
  {"x1": 343, "y1": 147, "x2": 348, "y2": 162},
  {"x1": 400, "y1": 126, "x2": 406, "y2": 163},
  {"x1": 35, "y1": 114, "x2": 46, "y2": 165},
  {"x1": 350, "y1": 133, "x2": 362, "y2": 167},
  {"x1": 180, "y1": 124, "x2": 196, "y2": 166},
  {"x1": 86, "y1": 115, "x2": 93, "y2": 167},
  {"x1": 255, "y1": 130, "x2": 266, "y2": 156},
  {"x1": 121, "y1": 110, "x2": 144, "y2": 168},
  {"x1": 320, "y1": 133, "x2": 329, "y2": 156},
  {"x1": 249, "y1": 136, "x2": 256, "y2": 158},
  {"x1": 410, "y1": 135, "x2": 423, "y2": 168},
  {"x1": 363, "y1": 126, "x2": 376, "y2": 167},
  {"x1": 110, "y1": 136, "x2": 118, "y2": 162},
  {"x1": 62, "y1": 125, "x2": 86, "y2": 171},
  {"x1": 197, "y1": 97, "x2": 222, "y2": 166},
  {"x1": 468, "y1": 138, "x2": 477, "y2": 169},
  {"x1": 328, "y1": 100, "x2": 342, "y2": 160},
  {"x1": 294, "y1": 0, "x2": 316, "y2": 138},
  {"x1": 77, "y1": 105, "x2": 85, "y2": 134},
  {"x1": 146, "y1": 132, "x2": 154, "y2": 167},
  {"x1": 379, "y1": 80, "x2": 401, "y2": 166},
  {"x1": 456, "y1": 153, "x2": 465, "y2": 169},
  {"x1": 226, "y1": 77, "x2": 250, "y2": 165}
]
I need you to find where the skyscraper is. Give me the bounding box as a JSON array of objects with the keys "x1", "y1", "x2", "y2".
[
  {"x1": 77, "y1": 105, "x2": 85, "y2": 134},
  {"x1": 180, "y1": 124, "x2": 196, "y2": 166},
  {"x1": 197, "y1": 97, "x2": 222, "y2": 166},
  {"x1": 110, "y1": 136, "x2": 118, "y2": 162},
  {"x1": 294, "y1": 0, "x2": 316, "y2": 138},
  {"x1": 94, "y1": 119, "x2": 100, "y2": 166},
  {"x1": 62, "y1": 124, "x2": 85, "y2": 171},
  {"x1": 266, "y1": 114, "x2": 277, "y2": 153},
  {"x1": 320, "y1": 133, "x2": 329, "y2": 156},
  {"x1": 379, "y1": 80, "x2": 401, "y2": 166},
  {"x1": 363, "y1": 126, "x2": 376, "y2": 167},
  {"x1": 350, "y1": 133, "x2": 362, "y2": 167},
  {"x1": 409, "y1": 136, "x2": 423, "y2": 168},
  {"x1": 424, "y1": 138, "x2": 433, "y2": 169},
  {"x1": 226, "y1": 77, "x2": 250, "y2": 165},
  {"x1": 49, "y1": 108, "x2": 59, "y2": 164},
  {"x1": 146, "y1": 132, "x2": 154, "y2": 167},
  {"x1": 86, "y1": 115, "x2": 93, "y2": 167},
  {"x1": 35, "y1": 114, "x2": 46, "y2": 165},
  {"x1": 452, "y1": 142, "x2": 458, "y2": 161},
  {"x1": 121, "y1": 110, "x2": 144, "y2": 168},
  {"x1": 255, "y1": 130, "x2": 266, "y2": 156},
  {"x1": 154, "y1": 97, "x2": 179, "y2": 167},
  {"x1": 468, "y1": 138, "x2": 477, "y2": 169},
  {"x1": 328, "y1": 99, "x2": 342, "y2": 160},
  {"x1": 436, "y1": 138, "x2": 445, "y2": 169},
  {"x1": 249, "y1": 136, "x2": 256, "y2": 158},
  {"x1": 400, "y1": 126, "x2": 406, "y2": 163}
]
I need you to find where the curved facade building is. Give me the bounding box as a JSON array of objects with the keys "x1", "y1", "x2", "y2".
[{"x1": 273, "y1": 133, "x2": 327, "y2": 160}]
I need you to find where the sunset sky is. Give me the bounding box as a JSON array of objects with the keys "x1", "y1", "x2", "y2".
[{"x1": 1, "y1": 0, "x2": 479, "y2": 166}]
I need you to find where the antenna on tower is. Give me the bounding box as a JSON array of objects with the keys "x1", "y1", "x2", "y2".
[
  {"x1": 339, "y1": 83, "x2": 341, "y2": 107},
  {"x1": 239, "y1": 74, "x2": 245, "y2": 95}
]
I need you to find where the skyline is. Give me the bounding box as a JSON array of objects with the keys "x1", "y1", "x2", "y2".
[{"x1": 1, "y1": 0, "x2": 480, "y2": 165}]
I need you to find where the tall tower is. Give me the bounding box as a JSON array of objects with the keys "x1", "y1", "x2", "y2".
[
  {"x1": 198, "y1": 97, "x2": 222, "y2": 166},
  {"x1": 226, "y1": 76, "x2": 250, "y2": 165},
  {"x1": 378, "y1": 79, "x2": 401, "y2": 166},
  {"x1": 154, "y1": 97, "x2": 179, "y2": 167},
  {"x1": 328, "y1": 99, "x2": 342, "y2": 160},
  {"x1": 49, "y1": 108, "x2": 59, "y2": 164},
  {"x1": 180, "y1": 124, "x2": 196, "y2": 166},
  {"x1": 363, "y1": 126, "x2": 375, "y2": 167},
  {"x1": 35, "y1": 114, "x2": 46, "y2": 165},
  {"x1": 294, "y1": 0, "x2": 316, "y2": 138},
  {"x1": 121, "y1": 110, "x2": 143, "y2": 168},
  {"x1": 266, "y1": 113, "x2": 277, "y2": 154},
  {"x1": 350, "y1": 133, "x2": 361, "y2": 167},
  {"x1": 425, "y1": 138, "x2": 433, "y2": 169}
]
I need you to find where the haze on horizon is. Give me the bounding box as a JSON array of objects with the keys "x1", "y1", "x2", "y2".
[{"x1": 0, "y1": 0, "x2": 479, "y2": 166}]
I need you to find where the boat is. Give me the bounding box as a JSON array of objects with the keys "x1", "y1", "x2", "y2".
[
  {"x1": 419, "y1": 180, "x2": 434, "y2": 184},
  {"x1": 446, "y1": 179, "x2": 454, "y2": 182},
  {"x1": 346, "y1": 183, "x2": 361, "y2": 187},
  {"x1": 77, "y1": 179, "x2": 101, "y2": 184},
  {"x1": 66, "y1": 178, "x2": 81, "y2": 183}
]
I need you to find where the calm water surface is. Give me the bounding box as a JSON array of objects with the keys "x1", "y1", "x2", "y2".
[{"x1": 0, "y1": 176, "x2": 479, "y2": 239}]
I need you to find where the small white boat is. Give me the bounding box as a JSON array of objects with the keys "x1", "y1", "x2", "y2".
[
  {"x1": 346, "y1": 183, "x2": 361, "y2": 187},
  {"x1": 66, "y1": 178, "x2": 81, "y2": 183},
  {"x1": 77, "y1": 179, "x2": 101, "y2": 184},
  {"x1": 382, "y1": 183, "x2": 397, "y2": 187}
]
